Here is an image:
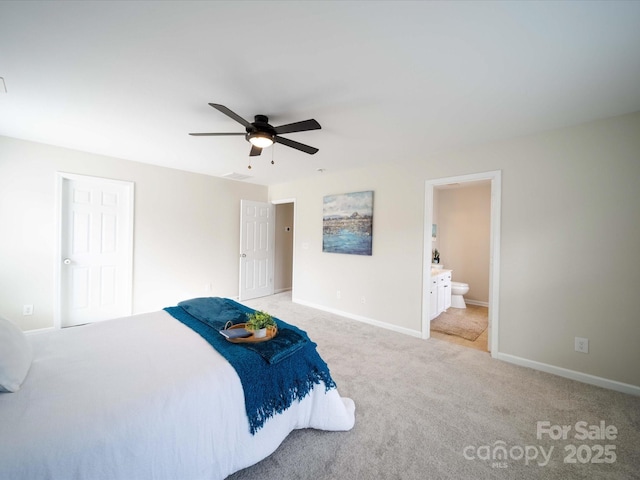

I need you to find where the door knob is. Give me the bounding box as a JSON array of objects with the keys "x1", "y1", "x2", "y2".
[
  {"x1": 63, "y1": 258, "x2": 71, "y2": 265},
  {"x1": 241, "y1": 253, "x2": 247, "y2": 258}
]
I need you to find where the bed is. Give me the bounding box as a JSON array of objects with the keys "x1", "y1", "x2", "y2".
[{"x1": 0, "y1": 298, "x2": 355, "y2": 479}]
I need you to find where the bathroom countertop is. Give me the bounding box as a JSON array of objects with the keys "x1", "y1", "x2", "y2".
[{"x1": 430, "y1": 268, "x2": 452, "y2": 277}]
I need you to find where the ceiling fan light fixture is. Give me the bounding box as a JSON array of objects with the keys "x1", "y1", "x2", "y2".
[{"x1": 247, "y1": 131, "x2": 274, "y2": 148}]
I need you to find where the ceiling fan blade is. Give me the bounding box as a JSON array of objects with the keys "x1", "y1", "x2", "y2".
[
  {"x1": 189, "y1": 132, "x2": 245, "y2": 136},
  {"x1": 209, "y1": 103, "x2": 252, "y2": 129},
  {"x1": 274, "y1": 119, "x2": 321, "y2": 135},
  {"x1": 274, "y1": 135, "x2": 319, "y2": 155},
  {"x1": 249, "y1": 145, "x2": 263, "y2": 156}
]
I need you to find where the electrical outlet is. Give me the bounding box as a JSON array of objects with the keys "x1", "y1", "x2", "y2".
[
  {"x1": 336, "y1": 290, "x2": 341, "y2": 299},
  {"x1": 361, "y1": 296, "x2": 366, "y2": 304},
  {"x1": 575, "y1": 337, "x2": 589, "y2": 353},
  {"x1": 23, "y1": 304, "x2": 33, "y2": 316}
]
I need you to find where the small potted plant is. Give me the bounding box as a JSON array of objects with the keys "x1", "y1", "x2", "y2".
[{"x1": 245, "y1": 310, "x2": 276, "y2": 338}]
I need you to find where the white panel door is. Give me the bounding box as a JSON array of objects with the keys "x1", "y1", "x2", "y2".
[
  {"x1": 59, "y1": 174, "x2": 134, "y2": 327},
  {"x1": 239, "y1": 200, "x2": 274, "y2": 301}
]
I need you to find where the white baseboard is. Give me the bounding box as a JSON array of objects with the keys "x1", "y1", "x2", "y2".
[
  {"x1": 25, "y1": 327, "x2": 56, "y2": 335},
  {"x1": 465, "y1": 299, "x2": 489, "y2": 307},
  {"x1": 496, "y1": 352, "x2": 640, "y2": 396},
  {"x1": 293, "y1": 297, "x2": 422, "y2": 339}
]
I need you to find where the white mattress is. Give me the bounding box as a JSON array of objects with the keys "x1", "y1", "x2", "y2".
[{"x1": 0, "y1": 310, "x2": 355, "y2": 479}]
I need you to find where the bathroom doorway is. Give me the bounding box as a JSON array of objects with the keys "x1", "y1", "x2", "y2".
[{"x1": 422, "y1": 171, "x2": 501, "y2": 357}]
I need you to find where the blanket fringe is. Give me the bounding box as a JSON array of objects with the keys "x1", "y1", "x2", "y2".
[{"x1": 248, "y1": 369, "x2": 336, "y2": 434}]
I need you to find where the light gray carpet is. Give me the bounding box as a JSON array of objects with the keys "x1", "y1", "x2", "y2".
[{"x1": 228, "y1": 292, "x2": 640, "y2": 480}]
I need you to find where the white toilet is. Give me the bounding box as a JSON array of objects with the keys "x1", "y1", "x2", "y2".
[{"x1": 451, "y1": 281, "x2": 470, "y2": 308}]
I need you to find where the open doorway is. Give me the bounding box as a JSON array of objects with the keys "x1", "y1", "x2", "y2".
[
  {"x1": 273, "y1": 199, "x2": 295, "y2": 295},
  {"x1": 430, "y1": 181, "x2": 491, "y2": 351},
  {"x1": 422, "y1": 171, "x2": 501, "y2": 357},
  {"x1": 238, "y1": 198, "x2": 294, "y2": 301}
]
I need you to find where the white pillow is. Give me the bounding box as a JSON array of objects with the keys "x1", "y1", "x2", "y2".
[{"x1": 0, "y1": 315, "x2": 33, "y2": 392}]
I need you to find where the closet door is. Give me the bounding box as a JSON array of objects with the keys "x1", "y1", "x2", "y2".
[{"x1": 58, "y1": 173, "x2": 134, "y2": 327}]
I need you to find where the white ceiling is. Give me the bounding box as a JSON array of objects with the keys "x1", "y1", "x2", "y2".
[{"x1": 1, "y1": 1, "x2": 639, "y2": 186}]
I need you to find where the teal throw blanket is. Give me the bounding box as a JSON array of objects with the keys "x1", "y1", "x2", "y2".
[
  {"x1": 241, "y1": 328, "x2": 306, "y2": 364},
  {"x1": 164, "y1": 297, "x2": 336, "y2": 434}
]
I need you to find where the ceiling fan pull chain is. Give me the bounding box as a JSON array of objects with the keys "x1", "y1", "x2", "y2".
[{"x1": 271, "y1": 144, "x2": 275, "y2": 165}]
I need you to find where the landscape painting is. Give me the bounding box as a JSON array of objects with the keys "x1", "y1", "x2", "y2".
[{"x1": 323, "y1": 191, "x2": 373, "y2": 255}]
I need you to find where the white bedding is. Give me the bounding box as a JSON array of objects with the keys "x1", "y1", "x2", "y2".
[{"x1": 0, "y1": 310, "x2": 355, "y2": 479}]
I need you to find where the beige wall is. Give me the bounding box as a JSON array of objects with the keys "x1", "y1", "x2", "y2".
[
  {"x1": 0, "y1": 136, "x2": 267, "y2": 330},
  {"x1": 271, "y1": 165, "x2": 425, "y2": 333},
  {"x1": 270, "y1": 112, "x2": 640, "y2": 388},
  {"x1": 435, "y1": 183, "x2": 491, "y2": 304}
]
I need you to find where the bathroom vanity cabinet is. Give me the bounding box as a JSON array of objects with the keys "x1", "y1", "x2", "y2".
[{"x1": 429, "y1": 269, "x2": 452, "y2": 320}]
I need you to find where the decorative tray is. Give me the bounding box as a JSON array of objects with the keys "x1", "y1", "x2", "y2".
[{"x1": 225, "y1": 323, "x2": 278, "y2": 344}]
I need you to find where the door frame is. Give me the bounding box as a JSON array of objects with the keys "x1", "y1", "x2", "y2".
[
  {"x1": 54, "y1": 172, "x2": 134, "y2": 329},
  {"x1": 238, "y1": 197, "x2": 295, "y2": 301},
  {"x1": 422, "y1": 170, "x2": 502, "y2": 357}
]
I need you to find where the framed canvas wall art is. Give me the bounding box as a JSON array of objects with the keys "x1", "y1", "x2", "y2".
[{"x1": 322, "y1": 191, "x2": 373, "y2": 256}]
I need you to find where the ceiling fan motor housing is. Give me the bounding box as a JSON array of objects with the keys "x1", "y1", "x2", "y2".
[{"x1": 246, "y1": 115, "x2": 276, "y2": 146}]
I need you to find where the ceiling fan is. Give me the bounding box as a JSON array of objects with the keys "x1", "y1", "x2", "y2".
[{"x1": 190, "y1": 103, "x2": 321, "y2": 157}]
